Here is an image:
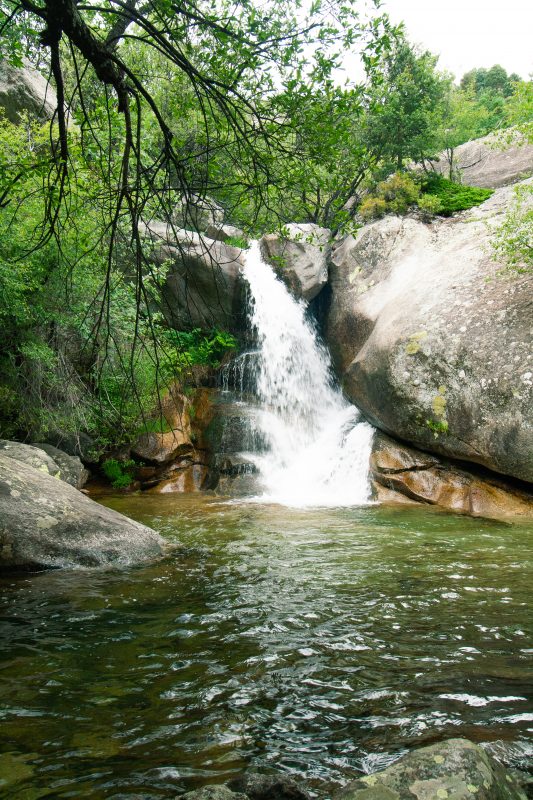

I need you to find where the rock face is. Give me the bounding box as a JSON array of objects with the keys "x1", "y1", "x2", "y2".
[
  {"x1": 0, "y1": 440, "x2": 61, "y2": 478},
  {"x1": 0, "y1": 59, "x2": 56, "y2": 123},
  {"x1": 173, "y1": 195, "x2": 225, "y2": 233},
  {"x1": 32, "y1": 442, "x2": 89, "y2": 488},
  {"x1": 260, "y1": 223, "x2": 330, "y2": 302},
  {"x1": 141, "y1": 223, "x2": 246, "y2": 332},
  {"x1": 0, "y1": 454, "x2": 164, "y2": 569},
  {"x1": 131, "y1": 428, "x2": 192, "y2": 465},
  {"x1": 205, "y1": 222, "x2": 245, "y2": 243},
  {"x1": 371, "y1": 432, "x2": 533, "y2": 518},
  {"x1": 324, "y1": 180, "x2": 533, "y2": 484},
  {"x1": 334, "y1": 738, "x2": 527, "y2": 800},
  {"x1": 430, "y1": 130, "x2": 533, "y2": 188}
]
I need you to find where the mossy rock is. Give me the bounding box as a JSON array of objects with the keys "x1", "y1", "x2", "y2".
[{"x1": 334, "y1": 739, "x2": 527, "y2": 800}]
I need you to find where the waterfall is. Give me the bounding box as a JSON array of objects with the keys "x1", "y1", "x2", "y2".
[{"x1": 238, "y1": 240, "x2": 374, "y2": 507}]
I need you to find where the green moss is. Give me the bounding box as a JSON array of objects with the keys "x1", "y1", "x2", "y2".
[
  {"x1": 426, "y1": 419, "x2": 449, "y2": 436},
  {"x1": 405, "y1": 331, "x2": 428, "y2": 354}
]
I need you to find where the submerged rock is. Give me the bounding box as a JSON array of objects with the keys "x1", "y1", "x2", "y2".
[
  {"x1": 334, "y1": 738, "x2": 527, "y2": 800},
  {"x1": 324, "y1": 180, "x2": 533, "y2": 484},
  {"x1": 0, "y1": 454, "x2": 164, "y2": 569},
  {"x1": 260, "y1": 223, "x2": 330, "y2": 302}
]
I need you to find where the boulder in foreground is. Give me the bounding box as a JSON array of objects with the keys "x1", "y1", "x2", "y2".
[
  {"x1": 334, "y1": 738, "x2": 527, "y2": 800},
  {"x1": 0, "y1": 454, "x2": 164, "y2": 569}
]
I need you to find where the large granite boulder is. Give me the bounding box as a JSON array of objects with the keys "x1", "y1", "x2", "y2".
[
  {"x1": 0, "y1": 59, "x2": 56, "y2": 123},
  {"x1": 324, "y1": 180, "x2": 533, "y2": 483},
  {"x1": 141, "y1": 223, "x2": 246, "y2": 332},
  {"x1": 32, "y1": 442, "x2": 89, "y2": 488},
  {"x1": 334, "y1": 738, "x2": 527, "y2": 800},
  {"x1": 371, "y1": 432, "x2": 533, "y2": 518},
  {"x1": 0, "y1": 440, "x2": 89, "y2": 489},
  {"x1": 429, "y1": 130, "x2": 533, "y2": 188},
  {"x1": 0, "y1": 454, "x2": 164, "y2": 569},
  {"x1": 0, "y1": 440, "x2": 61, "y2": 477},
  {"x1": 260, "y1": 223, "x2": 330, "y2": 302}
]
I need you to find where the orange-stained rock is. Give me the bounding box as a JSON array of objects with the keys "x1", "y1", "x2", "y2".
[
  {"x1": 131, "y1": 428, "x2": 192, "y2": 465},
  {"x1": 371, "y1": 432, "x2": 533, "y2": 519},
  {"x1": 146, "y1": 464, "x2": 209, "y2": 493}
]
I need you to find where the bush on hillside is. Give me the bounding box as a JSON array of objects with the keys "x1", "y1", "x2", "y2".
[{"x1": 420, "y1": 174, "x2": 493, "y2": 215}]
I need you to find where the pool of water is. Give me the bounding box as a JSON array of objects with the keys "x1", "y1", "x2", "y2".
[{"x1": 1, "y1": 496, "x2": 532, "y2": 798}]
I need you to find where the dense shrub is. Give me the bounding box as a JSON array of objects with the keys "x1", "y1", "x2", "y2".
[
  {"x1": 359, "y1": 173, "x2": 421, "y2": 219},
  {"x1": 420, "y1": 174, "x2": 493, "y2": 215},
  {"x1": 416, "y1": 193, "x2": 444, "y2": 219},
  {"x1": 101, "y1": 458, "x2": 137, "y2": 489},
  {"x1": 359, "y1": 196, "x2": 388, "y2": 220}
]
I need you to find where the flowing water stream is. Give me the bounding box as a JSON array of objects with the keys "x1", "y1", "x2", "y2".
[
  {"x1": 1, "y1": 498, "x2": 532, "y2": 798},
  {"x1": 220, "y1": 241, "x2": 374, "y2": 506},
  {"x1": 0, "y1": 246, "x2": 532, "y2": 797}
]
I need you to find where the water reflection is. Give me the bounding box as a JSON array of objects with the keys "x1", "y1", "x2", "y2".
[{"x1": 0, "y1": 496, "x2": 531, "y2": 798}]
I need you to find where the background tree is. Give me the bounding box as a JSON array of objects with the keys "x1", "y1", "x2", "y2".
[{"x1": 360, "y1": 36, "x2": 447, "y2": 172}]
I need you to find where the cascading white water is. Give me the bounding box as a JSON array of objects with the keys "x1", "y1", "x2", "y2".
[{"x1": 242, "y1": 240, "x2": 374, "y2": 507}]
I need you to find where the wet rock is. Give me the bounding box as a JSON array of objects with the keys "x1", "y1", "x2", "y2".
[
  {"x1": 334, "y1": 739, "x2": 527, "y2": 800},
  {"x1": 145, "y1": 463, "x2": 209, "y2": 493},
  {"x1": 228, "y1": 772, "x2": 311, "y2": 800},
  {"x1": 260, "y1": 223, "x2": 330, "y2": 302},
  {"x1": 429, "y1": 129, "x2": 533, "y2": 188},
  {"x1": 140, "y1": 223, "x2": 246, "y2": 332},
  {"x1": 215, "y1": 471, "x2": 262, "y2": 497},
  {"x1": 0, "y1": 440, "x2": 61, "y2": 478},
  {"x1": 0, "y1": 59, "x2": 56, "y2": 124},
  {"x1": 32, "y1": 443, "x2": 90, "y2": 488},
  {"x1": 179, "y1": 787, "x2": 248, "y2": 800},
  {"x1": 371, "y1": 432, "x2": 533, "y2": 518},
  {"x1": 0, "y1": 454, "x2": 164, "y2": 569},
  {"x1": 204, "y1": 400, "x2": 265, "y2": 455},
  {"x1": 324, "y1": 179, "x2": 533, "y2": 483}
]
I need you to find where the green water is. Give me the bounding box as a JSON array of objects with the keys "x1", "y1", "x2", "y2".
[{"x1": 0, "y1": 496, "x2": 532, "y2": 798}]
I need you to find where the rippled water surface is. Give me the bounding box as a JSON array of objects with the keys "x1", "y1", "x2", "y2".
[{"x1": 1, "y1": 496, "x2": 532, "y2": 798}]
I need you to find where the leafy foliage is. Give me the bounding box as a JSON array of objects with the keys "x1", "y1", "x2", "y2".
[
  {"x1": 162, "y1": 328, "x2": 237, "y2": 371},
  {"x1": 101, "y1": 458, "x2": 137, "y2": 489},
  {"x1": 491, "y1": 183, "x2": 533, "y2": 274}
]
